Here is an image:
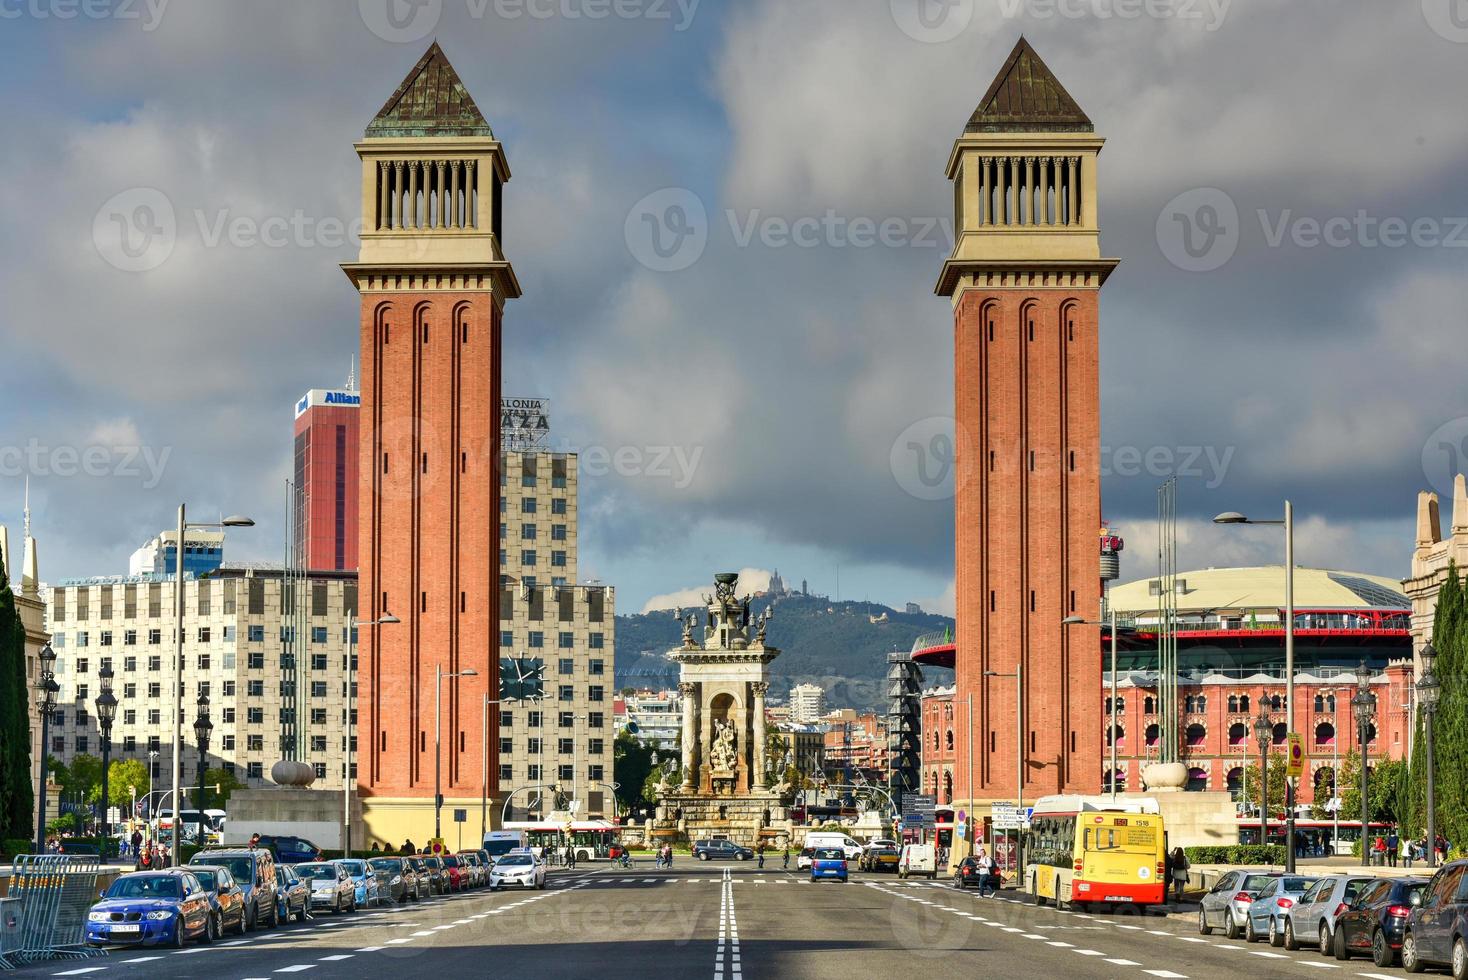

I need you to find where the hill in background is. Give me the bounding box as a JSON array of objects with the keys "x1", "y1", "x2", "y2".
[{"x1": 615, "y1": 593, "x2": 954, "y2": 714}]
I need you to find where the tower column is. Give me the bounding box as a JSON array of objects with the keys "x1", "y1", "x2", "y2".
[
  {"x1": 679, "y1": 681, "x2": 697, "y2": 789},
  {"x1": 751, "y1": 682, "x2": 768, "y2": 790}
]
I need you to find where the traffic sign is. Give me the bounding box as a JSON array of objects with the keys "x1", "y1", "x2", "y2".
[
  {"x1": 453, "y1": 809, "x2": 467, "y2": 823},
  {"x1": 991, "y1": 801, "x2": 1022, "y2": 830},
  {"x1": 1286, "y1": 732, "x2": 1305, "y2": 777},
  {"x1": 955, "y1": 808, "x2": 967, "y2": 841}
]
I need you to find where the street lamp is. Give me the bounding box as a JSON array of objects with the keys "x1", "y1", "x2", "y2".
[
  {"x1": 1351, "y1": 660, "x2": 1376, "y2": 862},
  {"x1": 169, "y1": 506, "x2": 252, "y2": 866},
  {"x1": 1417, "y1": 642, "x2": 1440, "y2": 868},
  {"x1": 34, "y1": 643, "x2": 58, "y2": 854},
  {"x1": 984, "y1": 664, "x2": 1024, "y2": 872},
  {"x1": 434, "y1": 665, "x2": 478, "y2": 844},
  {"x1": 193, "y1": 693, "x2": 213, "y2": 817},
  {"x1": 1216, "y1": 504, "x2": 1296, "y2": 871},
  {"x1": 1253, "y1": 707, "x2": 1272, "y2": 848},
  {"x1": 345, "y1": 613, "x2": 398, "y2": 855},
  {"x1": 95, "y1": 665, "x2": 118, "y2": 849},
  {"x1": 1064, "y1": 612, "x2": 1120, "y2": 800}
]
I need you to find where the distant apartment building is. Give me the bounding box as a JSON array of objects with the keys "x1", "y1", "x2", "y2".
[
  {"x1": 788, "y1": 683, "x2": 826, "y2": 725},
  {"x1": 770, "y1": 723, "x2": 824, "y2": 780},
  {"x1": 495, "y1": 450, "x2": 615, "y2": 819},
  {"x1": 292, "y1": 386, "x2": 360, "y2": 572},
  {"x1": 821, "y1": 710, "x2": 886, "y2": 776},
  {"x1": 615, "y1": 689, "x2": 682, "y2": 752},
  {"x1": 42, "y1": 568, "x2": 359, "y2": 799},
  {"x1": 128, "y1": 529, "x2": 225, "y2": 577}
]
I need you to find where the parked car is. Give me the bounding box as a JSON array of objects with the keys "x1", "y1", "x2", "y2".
[
  {"x1": 368, "y1": 856, "x2": 417, "y2": 903},
  {"x1": 188, "y1": 848, "x2": 281, "y2": 930},
  {"x1": 797, "y1": 847, "x2": 815, "y2": 871},
  {"x1": 810, "y1": 847, "x2": 849, "y2": 883},
  {"x1": 187, "y1": 865, "x2": 248, "y2": 938},
  {"x1": 693, "y1": 839, "x2": 754, "y2": 862},
  {"x1": 440, "y1": 854, "x2": 468, "y2": 892},
  {"x1": 864, "y1": 838, "x2": 900, "y2": 853},
  {"x1": 274, "y1": 864, "x2": 311, "y2": 922},
  {"x1": 1197, "y1": 869, "x2": 1280, "y2": 939},
  {"x1": 1402, "y1": 859, "x2": 1468, "y2": 975},
  {"x1": 335, "y1": 859, "x2": 383, "y2": 908},
  {"x1": 952, "y1": 856, "x2": 997, "y2": 891},
  {"x1": 85, "y1": 870, "x2": 212, "y2": 949},
  {"x1": 408, "y1": 855, "x2": 444, "y2": 895},
  {"x1": 1283, "y1": 873, "x2": 1376, "y2": 953},
  {"x1": 296, "y1": 862, "x2": 357, "y2": 914},
  {"x1": 863, "y1": 847, "x2": 901, "y2": 873},
  {"x1": 456, "y1": 852, "x2": 486, "y2": 887},
  {"x1": 489, "y1": 851, "x2": 546, "y2": 891},
  {"x1": 898, "y1": 843, "x2": 938, "y2": 880},
  {"x1": 1242, "y1": 875, "x2": 1318, "y2": 944},
  {"x1": 57, "y1": 841, "x2": 101, "y2": 857},
  {"x1": 257, "y1": 835, "x2": 323, "y2": 864},
  {"x1": 417, "y1": 855, "x2": 448, "y2": 895},
  {"x1": 1335, "y1": 875, "x2": 1427, "y2": 967}
]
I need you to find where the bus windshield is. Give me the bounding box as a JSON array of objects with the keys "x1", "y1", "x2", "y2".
[{"x1": 1087, "y1": 824, "x2": 1157, "y2": 854}]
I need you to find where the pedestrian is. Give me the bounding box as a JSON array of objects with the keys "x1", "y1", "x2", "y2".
[
  {"x1": 566, "y1": 845, "x2": 577, "y2": 870},
  {"x1": 1169, "y1": 847, "x2": 1189, "y2": 903},
  {"x1": 1372, "y1": 835, "x2": 1387, "y2": 867},
  {"x1": 976, "y1": 847, "x2": 994, "y2": 898},
  {"x1": 402, "y1": 838, "x2": 416, "y2": 855},
  {"x1": 782, "y1": 846, "x2": 790, "y2": 870},
  {"x1": 1387, "y1": 830, "x2": 1400, "y2": 868},
  {"x1": 248, "y1": 832, "x2": 261, "y2": 850},
  {"x1": 370, "y1": 841, "x2": 381, "y2": 853},
  {"x1": 757, "y1": 844, "x2": 765, "y2": 869}
]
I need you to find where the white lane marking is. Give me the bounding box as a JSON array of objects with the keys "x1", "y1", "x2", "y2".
[
  {"x1": 1178, "y1": 937, "x2": 1210, "y2": 943},
  {"x1": 1143, "y1": 972, "x2": 1188, "y2": 979},
  {"x1": 319, "y1": 955, "x2": 354, "y2": 961},
  {"x1": 385, "y1": 938, "x2": 412, "y2": 945},
  {"x1": 1105, "y1": 959, "x2": 1141, "y2": 966},
  {"x1": 1046, "y1": 941, "x2": 1075, "y2": 947},
  {"x1": 1295, "y1": 963, "x2": 1339, "y2": 969},
  {"x1": 1074, "y1": 950, "x2": 1105, "y2": 956},
  {"x1": 128, "y1": 957, "x2": 162, "y2": 964},
  {"x1": 1356, "y1": 974, "x2": 1398, "y2": 980},
  {"x1": 355, "y1": 946, "x2": 385, "y2": 952},
  {"x1": 1248, "y1": 950, "x2": 1286, "y2": 958},
  {"x1": 410, "y1": 930, "x2": 437, "y2": 937},
  {"x1": 275, "y1": 968, "x2": 316, "y2": 974},
  {"x1": 1116, "y1": 924, "x2": 1144, "y2": 930},
  {"x1": 52, "y1": 970, "x2": 106, "y2": 976}
]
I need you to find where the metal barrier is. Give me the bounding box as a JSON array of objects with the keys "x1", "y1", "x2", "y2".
[{"x1": 0, "y1": 855, "x2": 105, "y2": 969}]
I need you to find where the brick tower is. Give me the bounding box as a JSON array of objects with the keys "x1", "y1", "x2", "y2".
[
  {"x1": 939, "y1": 39, "x2": 1117, "y2": 815},
  {"x1": 343, "y1": 43, "x2": 519, "y2": 845}
]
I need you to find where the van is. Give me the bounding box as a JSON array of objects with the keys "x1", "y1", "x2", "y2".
[
  {"x1": 805, "y1": 832, "x2": 863, "y2": 862},
  {"x1": 484, "y1": 830, "x2": 528, "y2": 860},
  {"x1": 898, "y1": 843, "x2": 938, "y2": 880},
  {"x1": 189, "y1": 848, "x2": 281, "y2": 929}
]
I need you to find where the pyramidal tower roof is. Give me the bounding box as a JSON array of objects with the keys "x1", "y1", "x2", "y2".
[
  {"x1": 965, "y1": 37, "x2": 1092, "y2": 134},
  {"x1": 366, "y1": 41, "x2": 495, "y2": 139}
]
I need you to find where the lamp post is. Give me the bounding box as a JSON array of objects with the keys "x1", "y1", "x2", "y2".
[
  {"x1": 1216, "y1": 504, "x2": 1296, "y2": 871},
  {"x1": 169, "y1": 507, "x2": 252, "y2": 866},
  {"x1": 1351, "y1": 660, "x2": 1376, "y2": 862},
  {"x1": 193, "y1": 693, "x2": 212, "y2": 818},
  {"x1": 434, "y1": 665, "x2": 478, "y2": 844},
  {"x1": 1417, "y1": 642, "x2": 1440, "y2": 868},
  {"x1": 984, "y1": 663, "x2": 1024, "y2": 873},
  {"x1": 95, "y1": 665, "x2": 118, "y2": 849},
  {"x1": 344, "y1": 613, "x2": 398, "y2": 856},
  {"x1": 1253, "y1": 707, "x2": 1272, "y2": 848},
  {"x1": 34, "y1": 643, "x2": 58, "y2": 854},
  {"x1": 1064, "y1": 611, "x2": 1119, "y2": 800}
]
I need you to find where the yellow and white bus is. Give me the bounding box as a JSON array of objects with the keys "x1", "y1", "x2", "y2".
[{"x1": 1024, "y1": 795, "x2": 1168, "y2": 910}]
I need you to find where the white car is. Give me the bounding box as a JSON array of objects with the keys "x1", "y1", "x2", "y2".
[
  {"x1": 490, "y1": 852, "x2": 545, "y2": 891},
  {"x1": 865, "y1": 839, "x2": 900, "y2": 853}
]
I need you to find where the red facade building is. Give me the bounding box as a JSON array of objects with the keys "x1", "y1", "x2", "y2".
[{"x1": 293, "y1": 388, "x2": 360, "y2": 572}]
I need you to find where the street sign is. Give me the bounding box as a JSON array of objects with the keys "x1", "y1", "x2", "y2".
[
  {"x1": 1286, "y1": 732, "x2": 1305, "y2": 777},
  {"x1": 453, "y1": 809, "x2": 467, "y2": 823},
  {"x1": 955, "y1": 808, "x2": 967, "y2": 841},
  {"x1": 991, "y1": 802, "x2": 1022, "y2": 831},
  {"x1": 901, "y1": 793, "x2": 937, "y2": 818}
]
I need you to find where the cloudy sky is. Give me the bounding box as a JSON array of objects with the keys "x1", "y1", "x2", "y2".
[{"x1": 2, "y1": 0, "x2": 1466, "y2": 615}]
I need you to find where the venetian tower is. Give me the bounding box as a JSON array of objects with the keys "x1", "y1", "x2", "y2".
[
  {"x1": 940, "y1": 39, "x2": 1117, "y2": 812},
  {"x1": 343, "y1": 42, "x2": 520, "y2": 843}
]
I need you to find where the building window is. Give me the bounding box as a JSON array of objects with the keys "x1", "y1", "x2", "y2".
[
  {"x1": 588, "y1": 712, "x2": 604, "y2": 728},
  {"x1": 100, "y1": 631, "x2": 113, "y2": 647},
  {"x1": 558, "y1": 632, "x2": 574, "y2": 648},
  {"x1": 588, "y1": 738, "x2": 604, "y2": 755},
  {"x1": 499, "y1": 764, "x2": 514, "y2": 782},
  {"x1": 76, "y1": 632, "x2": 89, "y2": 648},
  {"x1": 123, "y1": 629, "x2": 137, "y2": 646},
  {"x1": 147, "y1": 655, "x2": 161, "y2": 672},
  {"x1": 310, "y1": 736, "x2": 327, "y2": 753},
  {"x1": 311, "y1": 654, "x2": 327, "y2": 671},
  {"x1": 527, "y1": 765, "x2": 542, "y2": 781},
  {"x1": 551, "y1": 498, "x2": 567, "y2": 515},
  {"x1": 527, "y1": 738, "x2": 543, "y2": 754},
  {"x1": 311, "y1": 626, "x2": 328, "y2": 643},
  {"x1": 558, "y1": 738, "x2": 574, "y2": 754},
  {"x1": 588, "y1": 633, "x2": 604, "y2": 649},
  {"x1": 313, "y1": 763, "x2": 326, "y2": 780},
  {"x1": 311, "y1": 681, "x2": 327, "y2": 698},
  {"x1": 521, "y1": 550, "x2": 537, "y2": 567},
  {"x1": 559, "y1": 658, "x2": 574, "y2": 675},
  {"x1": 248, "y1": 625, "x2": 265, "y2": 643},
  {"x1": 247, "y1": 763, "x2": 263, "y2": 780},
  {"x1": 521, "y1": 498, "x2": 537, "y2": 514},
  {"x1": 589, "y1": 659, "x2": 604, "y2": 676},
  {"x1": 551, "y1": 524, "x2": 567, "y2": 541},
  {"x1": 247, "y1": 735, "x2": 264, "y2": 751},
  {"x1": 311, "y1": 708, "x2": 327, "y2": 725},
  {"x1": 247, "y1": 680, "x2": 264, "y2": 697},
  {"x1": 500, "y1": 630, "x2": 513, "y2": 647},
  {"x1": 588, "y1": 764, "x2": 604, "y2": 781},
  {"x1": 521, "y1": 524, "x2": 537, "y2": 540},
  {"x1": 247, "y1": 708, "x2": 264, "y2": 724},
  {"x1": 247, "y1": 652, "x2": 265, "y2": 670},
  {"x1": 528, "y1": 631, "x2": 544, "y2": 648},
  {"x1": 588, "y1": 686, "x2": 604, "y2": 702},
  {"x1": 558, "y1": 765, "x2": 574, "y2": 781},
  {"x1": 558, "y1": 711, "x2": 574, "y2": 728},
  {"x1": 147, "y1": 629, "x2": 161, "y2": 644},
  {"x1": 528, "y1": 711, "x2": 542, "y2": 727},
  {"x1": 197, "y1": 627, "x2": 210, "y2": 643},
  {"x1": 558, "y1": 685, "x2": 574, "y2": 702},
  {"x1": 551, "y1": 551, "x2": 567, "y2": 567}
]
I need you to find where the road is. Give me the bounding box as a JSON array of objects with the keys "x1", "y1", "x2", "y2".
[{"x1": 6, "y1": 865, "x2": 1419, "y2": 979}]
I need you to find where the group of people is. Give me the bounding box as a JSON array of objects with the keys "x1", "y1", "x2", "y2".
[
  {"x1": 129, "y1": 828, "x2": 170, "y2": 870},
  {"x1": 1370, "y1": 831, "x2": 1449, "y2": 867},
  {"x1": 652, "y1": 844, "x2": 676, "y2": 869}
]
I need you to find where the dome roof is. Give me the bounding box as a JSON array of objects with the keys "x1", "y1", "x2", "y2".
[{"x1": 1109, "y1": 565, "x2": 1408, "y2": 616}]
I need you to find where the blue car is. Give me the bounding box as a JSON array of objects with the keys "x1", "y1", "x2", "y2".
[
  {"x1": 86, "y1": 870, "x2": 213, "y2": 949},
  {"x1": 335, "y1": 859, "x2": 382, "y2": 908},
  {"x1": 810, "y1": 847, "x2": 849, "y2": 883}
]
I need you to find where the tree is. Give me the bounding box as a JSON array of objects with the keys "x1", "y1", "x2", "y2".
[
  {"x1": 107, "y1": 759, "x2": 150, "y2": 810},
  {"x1": 1239, "y1": 752, "x2": 1288, "y2": 816},
  {"x1": 1429, "y1": 562, "x2": 1468, "y2": 851},
  {"x1": 0, "y1": 551, "x2": 32, "y2": 840},
  {"x1": 613, "y1": 731, "x2": 655, "y2": 813},
  {"x1": 1336, "y1": 749, "x2": 1404, "y2": 825}
]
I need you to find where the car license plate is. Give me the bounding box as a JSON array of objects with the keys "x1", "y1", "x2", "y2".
[
  {"x1": 1103, "y1": 896, "x2": 1131, "y2": 902},
  {"x1": 111, "y1": 924, "x2": 141, "y2": 934}
]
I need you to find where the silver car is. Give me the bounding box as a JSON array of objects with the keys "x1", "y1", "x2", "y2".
[
  {"x1": 489, "y1": 852, "x2": 545, "y2": 891},
  {"x1": 1244, "y1": 875, "x2": 1319, "y2": 945},
  {"x1": 1198, "y1": 869, "x2": 1282, "y2": 939},
  {"x1": 295, "y1": 862, "x2": 356, "y2": 914},
  {"x1": 1284, "y1": 873, "x2": 1376, "y2": 953}
]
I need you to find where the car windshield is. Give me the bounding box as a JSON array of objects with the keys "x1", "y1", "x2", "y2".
[
  {"x1": 1398, "y1": 883, "x2": 1428, "y2": 905},
  {"x1": 339, "y1": 861, "x2": 366, "y2": 876},
  {"x1": 369, "y1": 859, "x2": 402, "y2": 873},
  {"x1": 815, "y1": 849, "x2": 843, "y2": 859},
  {"x1": 107, "y1": 875, "x2": 180, "y2": 900},
  {"x1": 497, "y1": 856, "x2": 533, "y2": 867},
  {"x1": 196, "y1": 856, "x2": 253, "y2": 883},
  {"x1": 1242, "y1": 874, "x2": 1278, "y2": 892},
  {"x1": 1282, "y1": 877, "x2": 1316, "y2": 892},
  {"x1": 298, "y1": 865, "x2": 337, "y2": 880},
  {"x1": 191, "y1": 870, "x2": 219, "y2": 889},
  {"x1": 442, "y1": 856, "x2": 460, "y2": 868}
]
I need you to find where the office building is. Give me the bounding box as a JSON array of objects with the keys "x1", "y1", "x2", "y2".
[
  {"x1": 788, "y1": 683, "x2": 826, "y2": 725},
  {"x1": 293, "y1": 385, "x2": 361, "y2": 572}
]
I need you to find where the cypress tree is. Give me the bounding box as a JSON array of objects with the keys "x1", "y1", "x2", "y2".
[
  {"x1": 0, "y1": 551, "x2": 33, "y2": 840},
  {"x1": 1432, "y1": 563, "x2": 1467, "y2": 850}
]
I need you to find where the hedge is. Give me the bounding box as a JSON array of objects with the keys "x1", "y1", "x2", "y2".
[{"x1": 1182, "y1": 844, "x2": 1287, "y2": 865}]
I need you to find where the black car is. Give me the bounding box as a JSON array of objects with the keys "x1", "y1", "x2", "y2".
[
  {"x1": 692, "y1": 840, "x2": 753, "y2": 862},
  {"x1": 1404, "y1": 859, "x2": 1468, "y2": 976},
  {"x1": 952, "y1": 857, "x2": 998, "y2": 891},
  {"x1": 1334, "y1": 875, "x2": 1427, "y2": 967}
]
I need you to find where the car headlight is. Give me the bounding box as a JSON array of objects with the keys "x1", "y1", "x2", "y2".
[
  {"x1": 146, "y1": 910, "x2": 174, "y2": 920},
  {"x1": 88, "y1": 911, "x2": 110, "y2": 922},
  {"x1": 390, "y1": 876, "x2": 402, "y2": 884}
]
